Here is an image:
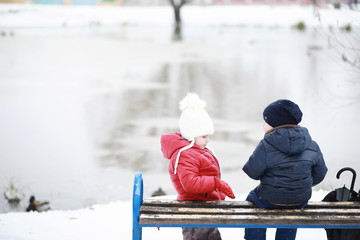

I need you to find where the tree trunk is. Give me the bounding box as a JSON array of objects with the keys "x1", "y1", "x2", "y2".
[
  {"x1": 173, "y1": 5, "x2": 181, "y2": 25},
  {"x1": 170, "y1": 0, "x2": 188, "y2": 25},
  {"x1": 172, "y1": 24, "x2": 182, "y2": 41}
]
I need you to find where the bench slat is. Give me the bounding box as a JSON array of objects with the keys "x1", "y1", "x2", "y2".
[
  {"x1": 142, "y1": 199, "x2": 360, "y2": 209},
  {"x1": 139, "y1": 200, "x2": 360, "y2": 227},
  {"x1": 141, "y1": 205, "x2": 360, "y2": 216},
  {"x1": 140, "y1": 213, "x2": 360, "y2": 226}
]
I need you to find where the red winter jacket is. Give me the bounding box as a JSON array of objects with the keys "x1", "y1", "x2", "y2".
[{"x1": 161, "y1": 132, "x2": 225, "y2": 201}]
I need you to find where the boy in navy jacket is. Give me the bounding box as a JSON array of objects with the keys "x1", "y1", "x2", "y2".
[{"x1": 243, "y1": 99, "x2": 328, "y2": 240}]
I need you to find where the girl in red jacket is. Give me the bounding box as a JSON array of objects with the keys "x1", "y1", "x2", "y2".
[{"x1": 161, "y1": 93, "x2": 235, "y2": 240}]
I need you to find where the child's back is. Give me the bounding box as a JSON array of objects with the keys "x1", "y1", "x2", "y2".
[
  {"x1": 243, "y1": 125, "x2": 326, "y2": 204},
  {"x1": 242, "y1": 99, "x2": 327, "y2": 240}
]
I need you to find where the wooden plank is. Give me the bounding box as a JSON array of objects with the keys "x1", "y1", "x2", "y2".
[
  {"x1": 140, "y1": 213, "x2": 360, "y2": 226},
  {"x1": 142, "y1": 200, "x2": 360, "y2": 209},
  {"x1": 141, "y1": 214, "x2": 360, "y2": 223},
  {"x1": 139, "y1": 199, "x2": 360, "y2": 228},
  {"x1": 140, "y1": 205, "x2": 360, "y2": 216}
]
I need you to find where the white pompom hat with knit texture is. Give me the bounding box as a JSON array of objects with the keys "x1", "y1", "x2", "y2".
[
  {"x1": 174, "y1": 93, "x2": 214, "y2": 174},
  {"x1": 179, "y1": 93, "x2": 214, "y2": 141}
]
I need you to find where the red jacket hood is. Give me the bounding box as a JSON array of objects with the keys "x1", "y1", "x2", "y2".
[{"x1": 161, "y1": 132, "x2": 193, "y2": 159}]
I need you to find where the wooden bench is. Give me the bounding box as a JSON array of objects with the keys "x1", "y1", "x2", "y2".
[{"x1": 132, "y1": 171, "x2": 360, "y2": 240}]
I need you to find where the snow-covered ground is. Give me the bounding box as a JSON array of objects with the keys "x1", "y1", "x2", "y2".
[{"x1": 0, "y1": 191, "x2": 331, "y2": 240}]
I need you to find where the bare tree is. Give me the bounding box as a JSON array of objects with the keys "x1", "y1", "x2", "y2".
[
  {"x1": 312, "y1": 7, "x2": 360, "y2": 104},
  {"x1": 169, "y1": 0, "x2": 191, "y2": 26},
  {"x1": 314, "y1": 7, "x2": 360, "y2": 73}
]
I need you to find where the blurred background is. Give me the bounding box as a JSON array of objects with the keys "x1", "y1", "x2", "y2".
[{"x1": 0, "y1": 0, "x2": 359, "y2": 213}]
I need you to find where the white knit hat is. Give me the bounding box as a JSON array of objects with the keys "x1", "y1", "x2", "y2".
[
  {"x1": 174, "y1": 93, "x2": 214, "y2": 174},
  {"x1": 179, "y1": 93, "x2": 214, "y2": 141}
]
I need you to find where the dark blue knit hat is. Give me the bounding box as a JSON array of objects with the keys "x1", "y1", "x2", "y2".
[{"x1": 263, "y1": 99, "x2": 302, "y2": 128}]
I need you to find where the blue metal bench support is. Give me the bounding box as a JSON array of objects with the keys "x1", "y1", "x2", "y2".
[{"x1": 133, "y1": 171, "x2": 143, "y2": 240}]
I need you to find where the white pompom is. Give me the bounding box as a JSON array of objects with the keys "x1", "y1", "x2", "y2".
[{"x1": 179, "y1": 93, "x2": 206, "y2": 111}]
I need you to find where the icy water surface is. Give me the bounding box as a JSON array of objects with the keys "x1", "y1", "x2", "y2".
[{"x1": 0, "y1": 20, "x2": 360, "y2": 212}]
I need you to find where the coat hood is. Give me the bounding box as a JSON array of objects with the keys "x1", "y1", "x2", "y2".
[
  {"x1": 161, "y1": 132, "x2": 192, "y2": 160},
  {"x1": 264, "y1": 126, "x2": 311, "y2": 155}
]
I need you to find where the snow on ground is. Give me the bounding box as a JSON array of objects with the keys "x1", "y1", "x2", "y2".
[{"x1": 0, "y1": 191, "x2": 330, "y2": 240}]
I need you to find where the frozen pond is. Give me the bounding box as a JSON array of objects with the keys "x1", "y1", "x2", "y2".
[{"x1": 0, "y1": 5, "x2": 360, "y2": 212}]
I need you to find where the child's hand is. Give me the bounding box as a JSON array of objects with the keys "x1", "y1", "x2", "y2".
[{"x1": 214, "y1": 177, "x2": 235, "y2": 199}]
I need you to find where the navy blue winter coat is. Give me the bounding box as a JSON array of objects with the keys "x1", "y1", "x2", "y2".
[{"x1": 243, "y1": 125, "x2": 327, "y2": 204}]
